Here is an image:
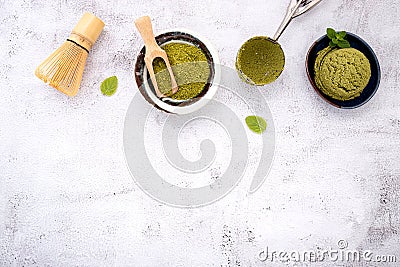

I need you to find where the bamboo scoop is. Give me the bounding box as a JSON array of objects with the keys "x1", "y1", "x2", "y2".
[{"x1": 135, "y1": 16, "x2": 178, "y2": 98}]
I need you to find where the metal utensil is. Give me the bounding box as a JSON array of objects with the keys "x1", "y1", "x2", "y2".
[{"x1": 236, "y1": 0, "x2": 323, "y2": 85}]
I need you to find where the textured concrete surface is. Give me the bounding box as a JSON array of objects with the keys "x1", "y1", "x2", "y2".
[{"x1": 0, "y1": 0, "x2": 399, "y2": 266}]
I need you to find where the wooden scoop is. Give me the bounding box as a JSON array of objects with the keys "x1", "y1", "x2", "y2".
[{"x1": 135, "y1": 16, "x2": 178, "y2": 98}]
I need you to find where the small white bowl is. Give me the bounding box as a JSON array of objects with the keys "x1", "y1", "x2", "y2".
[{"x1": 134, "y1": 29, "x2": 221, "y2": 114}]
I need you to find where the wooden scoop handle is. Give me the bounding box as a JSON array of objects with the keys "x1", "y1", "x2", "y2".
[
  {"x1": 135, "y1": 16, "x2": 179, "y2": 98},
  {"x1": 135, "y1": 16, "x2": 159, "y2": 51}
]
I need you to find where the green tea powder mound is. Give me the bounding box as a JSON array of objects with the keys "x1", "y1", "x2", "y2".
[
  {"x1": 236, "y1": 37, "x2": 285, "y2": 85},
  {"x1": 152, "y1": 42, "x2": 210, "y2": 100},
  {"x1": 314, "y1": 47, "x2": 371, "y2": 101}
]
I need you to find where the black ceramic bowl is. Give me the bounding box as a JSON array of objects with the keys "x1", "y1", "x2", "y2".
[
  {"x1": 306, "y1": 32, "x2": 381, "y2": 109},
  {"x1": 134, "y1": 30, "x2": 220, "y2": 114}
]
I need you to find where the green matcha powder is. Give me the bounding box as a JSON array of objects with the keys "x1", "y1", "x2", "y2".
[
  {"x1": 314, "y1": 47, "x2": 371, "y2": 101},
  {"x1": 236, "y1": 37, "x2": 285, "y2": 85},
  {"x1": 152, "y1": 42, "x2": 210, "y2": 100}
]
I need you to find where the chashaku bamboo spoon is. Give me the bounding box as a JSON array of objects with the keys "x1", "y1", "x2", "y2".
[{"x1": 135, "y1": 16, "x2": 178, "y2": 98}]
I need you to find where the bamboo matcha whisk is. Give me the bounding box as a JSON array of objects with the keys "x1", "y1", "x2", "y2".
[{"x1": 35, "y1": 13, "x2": 104, "y2": 96}]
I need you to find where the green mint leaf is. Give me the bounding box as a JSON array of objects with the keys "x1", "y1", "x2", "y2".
[
  {"x1": 338, "y1": 39, "x2": 351, "y2": 48},
  {"x1": 338, "y1": 31, "x2": 347, "y2": 38},
  {"x1": 101, "y1": 76, "x2": 118, "y2": 96},
  {"x1": 245, "y1": 116, "x2": 267, "y2": 134},
  {"x1": 326, "y1": 28, "x2": 350, "y2": 48},
  {"x1": 327, "y1": 28, "x2": 336, "y2": 39},
  {"x1": 336, "y1": 33, "x2": 344, "y2": 40}
]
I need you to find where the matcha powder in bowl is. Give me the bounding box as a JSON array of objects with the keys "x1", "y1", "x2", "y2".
[
  {"x1": 314, "y1": 47, "x2": 371, "y2": 101},
  {"x1": 236, "y1": 37, "x2": 285, "y2": 85},
  {"x1": 152, "y1": 42, "x2": 210, "y2": 101},
  {"x1": 135, "y1": 30, "x2": 221, "y2": 114}
]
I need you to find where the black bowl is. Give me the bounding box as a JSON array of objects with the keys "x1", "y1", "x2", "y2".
[
  {"x1": 306, "y1": 32, "x2": 381, "y2": 109},
  {"x1": 134, "y1": 31, "x2": 218, "y2": 114}
]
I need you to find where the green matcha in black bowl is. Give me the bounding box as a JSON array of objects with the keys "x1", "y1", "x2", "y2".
[
  {"x1": 135, "y1": 30, "x2": 221, "y2": 114},
  {"x1": 306, "y1": 32, "x2": 381, "y2": 109}
]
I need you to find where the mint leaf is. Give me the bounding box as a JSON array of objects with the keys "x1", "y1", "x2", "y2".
[
  {"x1": 338, "y1": 31, "x2": 346, "y2": 38},
  {"x1": 245, "y1": 116, "x2": 267, "y2": 134},
  {"x1": 336, "y1": 34, "x2": 344, "y2": 41},
  {"x1": 326, "y1": 28, "x2": 350, "y2": 49},
  {"x1": 338, "y1": 39, "x2": 351, "y2": 48},
  {"x1": 327, "y1": 28, "x2": 336, "y2": 39},
  {"x1": 101, "y1": 76, "x2": 118, "y2": 96}
]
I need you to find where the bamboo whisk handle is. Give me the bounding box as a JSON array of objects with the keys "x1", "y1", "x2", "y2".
[
  {"x1": 73, "y1": 12, "x2": 105, "y2": 46},
  {"x1": 68, "y1": 13, "x2": 105, "y2": 52}
]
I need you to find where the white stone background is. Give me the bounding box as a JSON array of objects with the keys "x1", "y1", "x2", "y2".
[{"x1": 0, "y1": 0, "x2": 399, "y2": 266}]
